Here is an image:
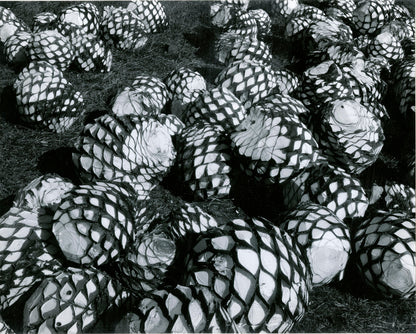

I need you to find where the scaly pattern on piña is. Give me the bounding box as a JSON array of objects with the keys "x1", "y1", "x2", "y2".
[
  {"x1": 183, "y1": 217, "x2": 311, "y2": 332},
  {"x1": 322, "y1": 0, "x2": 356, "y2": 22},
  {"x1": 13, "y1": 174, "x2": 74, "y2": 212},
  {"x1": 282, "y1": 202, "x2": 351, "y2": 286},
  {"x1": 58, "y1": 2, "x2": 100, "y2": 36},
  {"x1": 281, "y1": 160, "x2": 369, "y2": 220},
  {"x1": 391, "y1": 59, "x2": 415, "y2": 118},
  {"x1": 23, "y1": 266, "x2": 130, "y2": 333},
  {"x1": 176, "y1": 122, "x2": 232, "y2": 200},
  {"x1": 248, "y1": 9, "x2": 271, "y2": 40},
  {"x1": 13, "y1": 61, "x2": 84, "y2": 133},
  {"x1": 131, "y1": 75, "x2": 171, "y2": 112},
  {"x1": 32, "y1": 12, "x2": 57, "y2": 33},
  {"x1": 116, "y1": 188, "x2": 219, "y2": 293},
  {"x1": 127, "y1": 0, "x2": 168, "y2": 33},
  {"x1": 0, "y1": 207, "x2": 62, "y2": 311},
  {"x1": 129, "y1": 284, "x2": 234, "y2": 332},
  {"x1": 3, "y1": 30, "x2": 32, "y2": 65},
  {"x1": 101, "y1": 6, "x2": 148, "y2": 51},
  {"x1": 367, "y1": 32, "x2": 404, "y2": 62},
  {"x1": 353, "y1": 212, "x2": 415, "y2": 299},
  {"x1": 352, "y1": 0, "x2": 391, "y2": 35},
  {"x1": 185, "y1": 86, "x2": 247, "y2": 132},
  {"x1": 231, "y1": 105, "x2": 319, "y2": 184},
  {"x1": 215, "y1": 59, "x2": 277, "y2": 109},
  {"x1": 284, "y1": 5, "x2": 326, "y2": 39},
  {"x1": 28, "y1": 30, "x2": 75, "y2": 71},
  {"x1": 273, "y1": 69, "x2": 300, "y2": 95},
  {"x1": 271, "y1": 0, "x2": 300, "y2": 22},
  {"x1": 52, "y1": 182, "x2": 136, "y2": 266},
  {"x1": 71, "y1": 33, "x2": 112, "y2": 72},
  {"x1": 317, "y1": 99, "x2": 384, "y2": 174},
  {"x1": 0, "y1": 6, "x2": 30, "y2": 43},
  {"x1": 73, "y1": 113, "x2": 176, "y2": 188}
]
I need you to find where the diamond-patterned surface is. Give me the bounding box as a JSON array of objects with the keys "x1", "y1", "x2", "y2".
[
  {"x1": 13, "y1": 61, "x2": 84, "y2": 133},
  {"x1": 58, "y1": 2, "x2": 100, "y2": 36},
  {"x1": 23, "y1": 267, "x2": 129, "y2": 333},
  {"x1": 354, "y1": 212, "x2": 415, "y2": 299},
  {"x1": 72, "y1": 33, "x2": 112, "y2": 72},
  {"x1": 282, "y1": 202, "x2": 351, "y2": 286},
  {"x1": 127, "y1": 0, "x2": 168, "y2": 33}
]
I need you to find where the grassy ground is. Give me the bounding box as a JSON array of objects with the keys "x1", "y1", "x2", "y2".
[{"x1": 0, "y1": 0, "x2": 415, "y2": 333}]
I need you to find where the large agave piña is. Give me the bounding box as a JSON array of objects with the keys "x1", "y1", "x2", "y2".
[
  {"x1": 58, "y1": 2, "x2": 100, "y2": 36},
  {"x1": 0, "y1": 207, "x2": 62, "y2": 312},
  {"x1": 127, "y1": 284, "x2": 233, "y2": 332},
  {"x1": 23, "y1": 266, "x2": 130, "y2": 333},
  {"x1": 13, "y1": 174, "x2": 74, "y2": 212},
  {"x1": 215, "y1": 59, "x2": 277, "y2": 109},
  {"x1": 353, "y1": 211, "x2": 415, "y2": 299},
  {"x1": 116, "y1": 188, "x2": 219, "y2": 293},
  {"x1": 72, "y1": 113, "x2": 177, "y2": 192},
  {"x1": 352, "y1": 0, "x2": 392, "y2": 35},
  {"x1": 3, "y1": 30, "x2": 32, "y2": 67},
  {"x1": 282, "y1": 202, "x2": 351, "y2": 286},
  {"x1": 176, "y1": 121, "x2": 233, "y2": 200},
  {"x1": 185, "y1": 86, "x2": 247, "y2": 132},
  {"x1": 127, "y1": 0, "x2": 168, "y2": 33},
  {"x1": 317, "y1": 99, "x2": 385, "y2": 174},
  {"x1": 231, "y1": 104, "x2": 320, "y2": 184},
  {"x1": 101, "y1": 6, "x2": 148, "y2": 51},
  {"x1": 281, "y1": 160, "x2": 369, "y2": 220},
  {"x1": 52, "y1": 182, "x2": 136, "y2": 266},
  {"x1": 71, "y1": 33, "x2": 112, "y2": 72},
  {"x1": 367, "y1": 32, "x2": 404, "y2": 63},
  {"x1": 0, "y1": 6, "x2": 30, "y2": 43},
  {"x1": 13, "y1": 61, "x2": 84, "y2": 133},
  {"x1": 183, "y1": 217, "x2": 311, "y2": 332},
  {"x1": 164, "y1": 67, "x2": 207, "y2": 117},
  {"x1": 27, "y1": 30, "x2": 75, "y2": 71}
]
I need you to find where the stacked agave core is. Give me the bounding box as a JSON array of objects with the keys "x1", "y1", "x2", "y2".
[{"x1": 0, "y1": 0, "x2": 415, "y2": 332}]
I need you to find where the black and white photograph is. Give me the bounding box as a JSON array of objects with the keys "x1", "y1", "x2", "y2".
[{"x1": 0, "y1": 0, "x2": 414, "y2": 332}]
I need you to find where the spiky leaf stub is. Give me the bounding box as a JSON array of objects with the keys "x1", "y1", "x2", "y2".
[
  {"x1": 52, "y1": 182, "x2": 135, "y2": 266},
  {"x1": 176, "y1": 122, "x2": 232, "y2": 200},
  {"x1": 23, "y1": 266, "x2": 129, "y2": 333},
  {"x1": 184, "y1": 217, "x2": 310, "y2": 332},
  {"x1": 383, "y1": 183, "x2": 416, "y2": 215},
  {"x1": 13, "y1": 61, "x2": 84, "y2": 133},
  {"x1": 71, "y1": 33, "x2": 112, "y2": 72},
  {"x1": 27, "y1": 30, "x2": 75, "y2": 71},
  {"x1": 13, "y1": 174, "x2": 74, "y2": 212},
  {"x1": 281, "y1": 160, "x2": 369, "y2": 220},
  {"x1": 101, "y1": 6, "x2": 148, "y2": 51},
  {"x1": 32, "y1": 12, "x2": 57, "y2": 33},
  {"x1": 352, "y1": 0, "x2": 390, "y2": 35},
  {"x1": 118, "y1": 188, "x2": 219, "y2": 293},
  {"x1": 216, "y1": 35, "x2": 271, "y2": 66},
  {"x1": 318, "y1": 99, "x2": 384, "y2": 174},
  {"x1": 367, "y1": 32, "x2": 404, "y2": 63},
  {"x1": 127, "y1": 0, "x2": 168, "y2": 33},
  {"x1": 0, "y1": 207, "x2": 62, "y2": 312},
  {"x1": 231, "y1": 106, "x2": 319, "y2": 185},
  {"x1": 282, "y1": 202, "x2": 351, "y2": 286},
  {"x1": 298, "y1": 60, "x2": 354, "y2": 110},
  {"x1": 73, "y1": 114, "x2": 176, "y2": 191},
  {"x1": 164, "y1": 67, "x2": 207, "y2": 117},
  {"x1": 354, "y1": 212, "x2": 415, "y2": 299},
  {"x1": 215, "y1": 60, "x2": 277, "y2": 109},
  {"x1": 185, "y1": 86, "x2": 247, "y2": 132},
  {"x1": 58, "y1": 2, "x2": 100, "y2": 36},
  {"x1": 3, "y1": 30, "x2": 32, "y2": 66}
]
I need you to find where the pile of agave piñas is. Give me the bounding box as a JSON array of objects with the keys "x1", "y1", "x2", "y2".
[{"x1": 0, "y1": 0, "x2": 414, "y2": 333}]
